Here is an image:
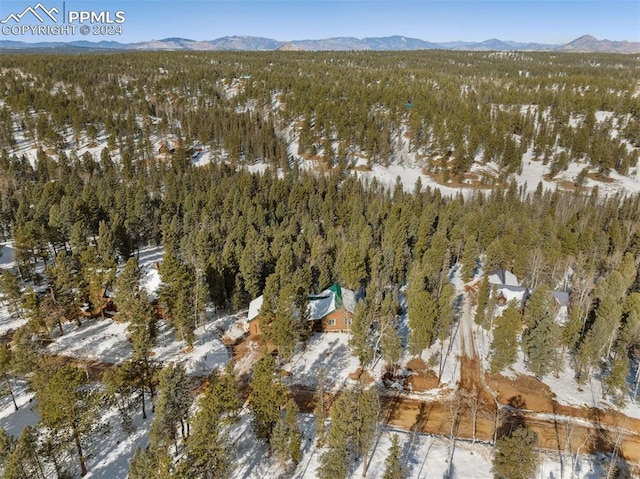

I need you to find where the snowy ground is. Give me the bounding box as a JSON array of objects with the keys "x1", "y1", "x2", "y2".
[
  {"x1": 230, "y1": 411, "x2": 609, "y2": 479},
  {"x1": 1, "y1": 256, "x2": 632, "y2": 478},
  {"x1": 47, "y1": 318, "x2": 133, "y2": 364},
  {"x1": 0, "y1": 242, "x2": 16, "y2": 270},
  {"x1": 284, "y1": 333, "x2": 361, "y2": 391}
]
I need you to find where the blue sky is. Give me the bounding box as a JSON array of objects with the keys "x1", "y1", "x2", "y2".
[{"x1": 1, "y1": 0, "x2": 638, "y2": 44}]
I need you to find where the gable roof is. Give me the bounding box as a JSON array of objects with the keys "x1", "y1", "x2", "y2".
[
  {"x1": 249, "y1": 284, "x2": 358, "y2": 323},
  {"x1": 488, "y1": 268, "x2": 520, "y2": 287},
  {"x1": 552, "y1": 291, "x2": 569, "y2": 307},
  {"x1": 248, "y1": 295, "x2": 264, "y2": 322},
  {"x1": 494, "y1": 284, "x2": 530, "y2": 309}
]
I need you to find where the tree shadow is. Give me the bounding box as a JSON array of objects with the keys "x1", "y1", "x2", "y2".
[
  {"x1": 496, "y1": 394, "x2": 527, "y2": 439},
  {"x1": 584, "y1": 407, "x2": 632, "y2": 478}
]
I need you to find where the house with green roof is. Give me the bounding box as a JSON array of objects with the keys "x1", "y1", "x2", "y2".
[{"x1": 247, "y1": 283, "x2": 359, "y2": 335}]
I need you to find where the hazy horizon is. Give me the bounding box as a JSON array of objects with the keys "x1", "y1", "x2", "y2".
[{"x1": 0, "y1": 0, "x2": 638, "y2": 45}]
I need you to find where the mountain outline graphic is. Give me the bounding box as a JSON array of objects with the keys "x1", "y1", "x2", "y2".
[{"x1": 1, "y1": 3, "x2": 59, "y2": 24}]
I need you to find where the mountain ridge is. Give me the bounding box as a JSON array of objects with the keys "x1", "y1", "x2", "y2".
[{"x1": 1, "y1": 34, "x2": 639, "y2": 53}]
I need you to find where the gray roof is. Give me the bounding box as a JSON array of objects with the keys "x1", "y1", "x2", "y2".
[
  {"x1": 248, "y1": 284, "x2": 359, "y2": 323},
  {"x1": 552, "y1": 291, "x2": 569, "y2": 307}
]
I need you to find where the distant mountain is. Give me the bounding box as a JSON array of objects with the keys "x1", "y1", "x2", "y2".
[
  {"x1": 362, "y1": 36, "x2": 444, "y2": 50},
  {"x1": 1, "y1": 35, "x2": 639, "y2": 53},
  {"x1": 206, "y1": 36, "x2": 283, "y2": 51},
  {"x1": 443, "y1": 38, "x2": 559, "y2": 51},
  {"x1": 127, "y1": 38, "x2": 219, "y2": 51},
  {"x1": 561, "y1": 34, "x2": 640, "y2": 53},
  {"x1": 278, "y1": 37, "x2": 371, "y2": 51}
]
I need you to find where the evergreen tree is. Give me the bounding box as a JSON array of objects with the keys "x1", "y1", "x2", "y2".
[
  {"x1": 128, "y1": 446, "x2": 158, "y2": 479},
  {"x1": 3, "y1": 426, "x2": 44, "y2": 479},
  {"x1": 317, "y1": 390, "x2": 354, "y2": 479},
  {"x1": 314, "y1": 367, "x2": 328, "y2": 446},
  {"x1": 349, "y1": 301, "x2": 374, "y2": 367},
  {"x1": 0, "y1": 345, "x2": 18, "y2": 411},
  {"x1": 265, "y1": 283, "x2": 300, "y2": 360},
  {"x1": 103, "y1": 360, "x2": 140, "y2": 431},
  {"x1": 407, "y1": 288, "x2": 437, "y2": 356},
  {"x1": 475, "y1": 276, "x2": 490, "y2": 327},
  {"x1": 272, "y1": 398, "x2": 301, "y2": 466},
  {"x1": 178, "y1": 364, "x2": 240, "y2": 479},
  {"x1": 379, "y1": 294, "x2": 403, "y2": 370},
  {"x1": 0, "y1": 427, "x2": 15, "y2": 476},
  {"x1": 522, "y1": 286, "x2": 560, "y2": 378},
  {"x1": 490, "y1": 301, "x2": 521, "y2": 374},
  {"x1": 115, "y1": 256, "x2": 142, "y2": 308},
  {"x1": 158, "y1": 251, "x2": 201, "y2": 346},
  {"x1": 45, "y1": 252, "x2": 84, "y2": 327},
  {"x1": 355, "y1": 387, "x2": 379, "y2": 472},
  {"x1": 460, "y1": 237, "x2": 478, "y2": 283},
  {"x1": 248, "y1": 354, "x2": 287, "y2": 446},
  {"x1": 493, "y1": 426, "x2": 539, "y2": 479},
  {"x1": 339, "y1": 243, "x2": 367, "y2": 290},
  {"x1": 383, "y1": 434, "x2": 405, "y2": 479},
  {"x1": 32, "y1": 364, "x2": 100, "y2": 476},
  {"x1": 0, "y1": 269, "x2": 24, "y2": 319},
  {"x1": 149, "y1": 363, "x2": 193, "y2": 452}
]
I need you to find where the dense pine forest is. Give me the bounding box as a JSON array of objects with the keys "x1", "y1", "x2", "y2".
[{"x1": 0, "y1": 51, "x2": 639, "y2": 478}]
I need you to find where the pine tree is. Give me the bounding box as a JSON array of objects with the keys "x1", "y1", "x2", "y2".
[
  {"x1": 522, "y1": 286, "x2": 560, "y2": 378},
  {"x1": 178, "y1": 364, "x2": 240, "y2": 479},
  {"x1": 158, "y1": 251, "x2": 200, "y2": 346},
  {"x1": 80, "y1": 246, "x2": 115, "y2": 319},
  {"x1": 265, "y1": 283, "x2": 300, "y2": 360},
  {"x1": 356, "y1": 387, "x2": 379, "y2": 475},
  {"x1": 149, "y1": 363, "x2": 193, "y2": 452},
  {"x1": 3, "y1": 426, "x2": 44, "y2": 479},
  {"x1": 317, "y1": 390, "x2": 354, "y2": 479},
  {"x1": 604, "y1": 352, "x2": 629, "y2": 407},
  {"x1": 339, "y1": 243, "x2": 367, "y2": 290},
  {"x1": 379, "y1": 294, "x2": 403, "y2": 370},
  {"x1": 45, "y1": 251, "x2": 84, "y2": 326},
  {"x1": 286, "y1": 399, "x2": 302, "y2": 465},
  {"x1": 32, "y1": 364, "x2": 100, "y2": 476},
  {"x1": 475, "y1": 276, "x2": 490, "y2": 327},
  {"x1": 314, "y1": 367, "x2": 328, "y2": 446},
  {"x1": 0, "y1": 345, "x2": 18, "y2": 411},
  {"x1": 349, "y1": 301, "x2": 373, "y2": 367},
  {"x1": 248, "y1": 354, "x2": 287, "y2": 446},
  {"x1": 407, "y1": 288, "x2": 437, "y2": 356},
  {"x1": 115, "y1": 256, "x2": 142, "y2": 309},
  {"x1": 272, "y1": 398, "x2": 301, "y2": 466},
  {"x1": 436, "y1": 282, "x2": 456, "y2": 373},
  {"x1": 493, "y1": 426, "x2": 539, "y2": 479},
  {"x1": 461, "y1": 237, "x2": 478, "y2": 283},
  {"x1": 128, "y1": 446, "x2": 158, "y2": 479},
  {"x1": 0, "y1": 269, "x2": 24, "y2": 319},
  {"x1": 490, "y1": 301, "x2": 521, "y2": 374},
  {"x1": 383, "y1": 434, "x2": 405, "y2": 479},
  {"x1": 103, "y1": 360, "x2": 139, "y2": 431},
  {"x1": 0, "y1": 427, "x2": 15, "y2": 468}
]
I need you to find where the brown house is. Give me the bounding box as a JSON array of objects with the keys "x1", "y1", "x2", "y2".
[{"x1": 247, "y1": 283, "x2": 359, "y2": 335}]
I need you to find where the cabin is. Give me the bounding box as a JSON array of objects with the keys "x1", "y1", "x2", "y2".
[
  {"x1": 488, "y1": 268, "x2": 569, "y2": 312},
  {"x1": 487, "y1": 268, "x2": 529, "y2": 309},
  {"x1": 494, "y1": 284, "x2": 530, "y2": 309},
  {"x1": 247, "y1": 295, "x2": 265, "y2": 335},
  {"x1": 82, "y1": 287, "x2": 118, "y2": 319},
  {"x1": 247, "y1": 283, "x2": 360, "y2": 335},
  {"x1": 308, "y1": 284, "x2": 358, "y2": 332}
]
